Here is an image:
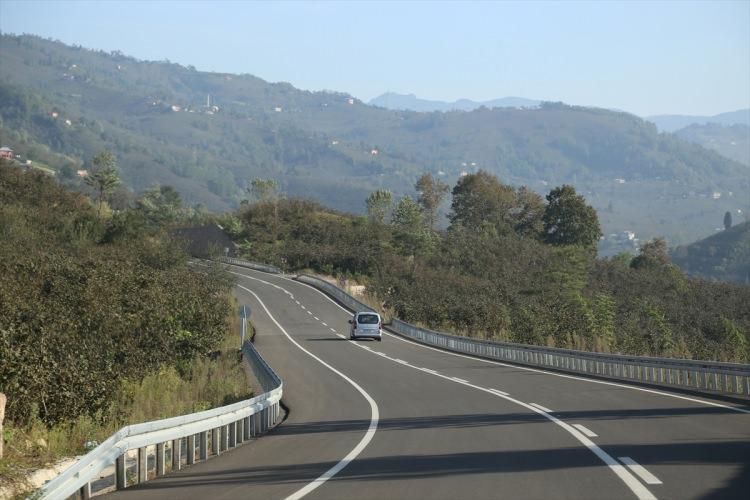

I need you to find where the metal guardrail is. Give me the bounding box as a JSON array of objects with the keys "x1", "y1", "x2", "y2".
[
  {"x1": 295, "y1": 274, "x2": 750, "y2": 397},
  {"x1": 221, "y1": 256, "x2": 282, "y2": 274},
  {"x1": 39, "y1": 341, "x2": 282, "y2": 500}
]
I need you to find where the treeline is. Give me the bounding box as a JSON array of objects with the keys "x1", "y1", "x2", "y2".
[
  {"x1": 232, "y1": 172, "x2": 749, "y2": 363},
  {"x1": 0, "y1": 160, "x2": 233, "y2": 427}
]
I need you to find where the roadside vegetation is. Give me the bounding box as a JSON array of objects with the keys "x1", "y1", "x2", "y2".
[
  {"x1": 231, "y1": 171, "x2": 749, "y2": 363},
  {"x1": 0, "y1": 159, "x2": 249, "y2": 489}
]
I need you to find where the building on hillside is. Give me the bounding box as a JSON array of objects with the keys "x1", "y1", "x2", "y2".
[
  {"x1": 0, "y1": 146, "x2": 14, "y2": 159},
  {"x1": 76, "y1": 170, "x2": 89, "y2": 177}
]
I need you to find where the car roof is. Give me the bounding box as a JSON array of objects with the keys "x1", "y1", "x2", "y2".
[{"x1": 356, "y1": 311, "x2": 379, "y2": 316}]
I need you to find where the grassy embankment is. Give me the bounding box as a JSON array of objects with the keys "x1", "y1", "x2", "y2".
[{"x1": 0, "y1": 299, "x2": 253, "y2": 494}]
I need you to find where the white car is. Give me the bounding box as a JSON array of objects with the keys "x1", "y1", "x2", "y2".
[{"x1": 348, "y1": 312, "x2": 383, "y2": 341}]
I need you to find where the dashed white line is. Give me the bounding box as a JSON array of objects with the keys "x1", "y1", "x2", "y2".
[
  {"x1": 573, "y1": 424, "x2": 598, "y2": 438},
  {"x1": 330, "y1": 328, "x2": 337, "y2": 333},
  {"x1": 488, "y1": 388, "x2": 510, "y2": 397},
  {"x1": 360, "y1": 346, "x2": 372, "y2": 351},
  {"x1": 619, "y1": 457, "x2": 663, "y2": 485},
  {"x1": 307, "y1": 310, "x2": 313, "y2": 315},
  {"x1": 529, "y1": 403, "x2": 553, "y2": 413},
  {"x1": 314, "y1": 316, "x2": 320, "y2": 321},
  {"x1": 322, "y1": 322, "x2": 328, "y2": 327},
  {"x1": 336, "y1": 334, "x2": 345, "y2": 339},
  {"x1": 295, "y1": 300, "x2": 300, "y2": 305}
]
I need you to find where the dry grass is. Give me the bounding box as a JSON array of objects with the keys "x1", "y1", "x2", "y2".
[{"x1": 0, "y1": 296, "x2": 252, "y2": 494}]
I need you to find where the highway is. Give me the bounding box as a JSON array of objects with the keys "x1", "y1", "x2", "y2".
[{"x1": 109, "y1": 264, "x2": 750, "y2": 499}]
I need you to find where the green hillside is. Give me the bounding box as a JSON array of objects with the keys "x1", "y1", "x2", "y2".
[
  {"x1": 1, "y1": 33, "x2": 748, "y2": 248},
  {"x1": 672, "y1": 220, "x2": 750, "y2": 284},
  {"x1": 674, "y1": 123, "x2": 750, "y2": 166}
]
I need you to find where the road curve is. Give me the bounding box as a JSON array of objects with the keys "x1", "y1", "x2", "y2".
[{"x1": 108, "y1": 265, "x2": 750, "y2": 500}]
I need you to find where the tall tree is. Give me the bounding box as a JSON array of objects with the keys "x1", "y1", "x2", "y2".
[
  {"x1": 513, "y1": 186, "x2": 545, "y2": 238},
  {"x1": 630, "y1": 238, "x2": 671, "y2": 270},
  {"x1": 415, "y1": 173, "x2": 449, "y2": 230},
  {"x1": 724, "y1": 211, "x2": 733, "y2": 230},
  {"x1": 366, "y1": 189, "x2": 393, "y2": 224},
  {"x1": 248, "y1": 178, "x2": 281, "y2": 240},
  {"x1": 449, "y1": 170, "x2": 516, "y2": 231},
  {"x1": 85, "y1": 151, "x2": 120, "y2": 217},
  {"x1": 391, "y1": 196, "x2": 432, "y2": 259},
  {"x1": 542, "y1": 185, "x2": 601, "y2": 248}
]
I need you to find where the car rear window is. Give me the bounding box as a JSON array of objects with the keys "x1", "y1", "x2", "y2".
[{"x1": 357, "y1": 314, "x2": 380, "y2": 324}]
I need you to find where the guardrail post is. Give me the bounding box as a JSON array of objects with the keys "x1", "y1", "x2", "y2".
[
  {"x1": 244, "y1": 416, "x2": 251, "y2": 439},
  {"x1": 116, "y1": 453, "x2": 126, "y2": 489},
  {"x1": 199, "y1": 431, "x2": 208, "y2": 460},
  {"x1": 138, "y1": 446, "x2": 148, "y2": 483},
  {"x1": 212, "y1": 427, "x2": 221, "y2": 456},
  {"x1": 229, "y1": 421, "x2": 237, "y2": 448},
  {"x1": 78, "y1": 482, "x2": 91, "y2": 499},
  {"x1": 237, "y1": 418, "x2": 244, "y2": 443},
  {"x1": 156, "y1": 442, "x2": 165, "y2": 476},
  {"x1": 172, "y1": 438, "x2": 181, "y2": 471},
  {"x1": 221, "y1": 425, "x2": 229, "y2": 451},
  {"x1": 187, "y1": 434, "x2": 196, "y2": 465}
]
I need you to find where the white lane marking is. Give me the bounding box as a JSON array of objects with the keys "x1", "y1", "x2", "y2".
[
  {"x1": 336, "y1": 334, "x2": 345, "y2": 339},
  {"x1": 322, "y1": 322, "x2": 328, "y2": 327},
  {"x1": 301, "y1": 304, "x2": 306, "y2": 310},
  {"x1": 314, "y1": 316, "x2": 320, "y2": 321},
  {"x1": 451, "y1": 377, "x2": 469, "y2": 384},
  {"x1": 573, "y1": 424, "x2": 598, "y2": 438},
  {"x1": 307, "y1": 310, "x2": 313, "y2": 315},
  {"x1": 229, "y1": 265, "x2": 749, "y2": 415},
  {"x1": 330, "y1": 328, "x2": 337, "y2": 333},
  {"x1": 360, "y1": 346, "x2": 372, "y2": 351},
  {"x1": 529, "y1": 403, "x2": 553, "y2": 413},
  {"x1": 235, "y1": 284, "x2": 379, "y2": 500},
  {"x1": 488, "y1": 388, "x2": 509, "y2": 397},
  {"x1": 295, "y1": 300, "x2": 300, "y2": 305},
  {"x1": 375, "y1": 352, "x2": 387, "y2": 357},
  {"x1": 619, "y1": 457, "x2": 663, "y2": 485},
  {"x1": 420, "y1": 368, "x2": 438, "y2": 374},
  {"x1": 393, "y1": 359, "x2": 409, "y2": 365}
]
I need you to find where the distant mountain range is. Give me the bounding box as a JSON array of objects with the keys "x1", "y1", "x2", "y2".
[
  {"x1": 646, "y1": 109, "x2": 750, "y2": 132},
  {"x1": 0, "y1": 33, "x2": 748, "y2": 250},
  {"x1": 369, "y1": 92, "x2": 540, "y2": 112}
]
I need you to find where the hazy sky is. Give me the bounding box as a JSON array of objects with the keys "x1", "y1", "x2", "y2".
[{"x1": 1, "y1": 0, "x2": 748, "y2": 116}]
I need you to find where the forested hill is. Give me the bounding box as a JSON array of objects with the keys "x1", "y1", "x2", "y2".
[
  {"x1": 1, "y1": 34, "x2": 747, "y2": 247},
  {"x1": 672, "y1": 220, "x2": 750, "y2": 284}
]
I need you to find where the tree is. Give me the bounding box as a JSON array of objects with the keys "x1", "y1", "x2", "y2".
[
  {"x1": 513, "y1": 186, "x2": 545, "y2": 238},
  {"x1": 542, "y1": 185, "x2": 601, "y2": 248},
  {"x1": 449, "y1": 170, "x2": 516, "y2": 231},
  {"x1": 85, "y1": 151, "x2": 120, "y2": 217},
  {"x1": 724, "y1": 211, "x2": 733, "y2": 230},
  {"x1": 366, "y1": 189, "x2": 393, "y2": 224},
  {"x1": 137, "y1": 185, "x2": 184, "y2": 224},
  {"x1": 248, "y1": 178, "x2": 281, "y2": 240},
  {"x1": 630, "y1": 238, "x2": 671, "y2": 270},
  {"x1": 391, "y1": 196, "x2": 433, "y2": 259},
  {"x1": 415, "y1": 173, "x2": 449, "y2": 230}
]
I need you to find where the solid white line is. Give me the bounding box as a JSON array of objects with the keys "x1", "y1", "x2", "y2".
[
  {"x1": 619, "y1": 457, "x2": 663, "y2": 485},
  {"x1": 488, "y1": 388, "x2": 510, "y2": 396},
  {"x1": 420, "y1": 368, "x2": 438, "y2": 374},
  {"x1": 394, "y1": 359, "x2": 409, "y2": 365},
  {"x1": 235, "y1": 284, "x2": 379, "y2": 500},
  {"x1": 573, "y1": 424, "x2": 598, "y2": 438},
  {"x1": 451, "y1": 377, "x2": 469, "y2": 384},
  {"x1": 360, "y1": 345, "x2": 372, "y2": 351},
  {"x1": 336, "y1": 334, "x2": 345, "y2": 339},
  {"x1": 375, "y1": 352, "x2": 387, "y2": 356},
  {"x1": 529, "y1": 403, "x2": 553, "y2": 413}
]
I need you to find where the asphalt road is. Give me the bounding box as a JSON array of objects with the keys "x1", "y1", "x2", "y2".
[{"x1": 109, "y1": 264, "x2": 750, "y2": 500}]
